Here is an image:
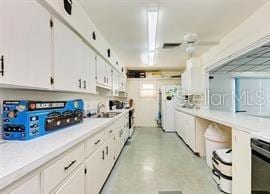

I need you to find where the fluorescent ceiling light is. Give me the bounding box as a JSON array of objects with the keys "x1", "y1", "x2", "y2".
[
  {"x1": 149, "y1": 52, "x2": 155, "y2": 66},
  {"x1": 148, "y1": 11, "x2": 158, "y2": 52}
]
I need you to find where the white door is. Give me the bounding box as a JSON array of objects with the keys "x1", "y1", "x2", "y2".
[
  {"x1": 10, "y1": 175, "x2": 41, "y2": 194},
  {"x1": 0, "y1": 0, "x2": 51, "y2": 89},
  {"x1": 85, "y1": 145, "x2": 107, "y2": 194},
  {"x1": 54, "y1": 165, "x2": 85, "y2": 194},
  {"x1": 53, "y1": 19, "x2": 82, "y2": 92},
  {"x1": 106, "y1": 63, "x2": 112, "y2": 88},
  {"x1": 81, "y1": 42, "x2": 96, "y2": 94},
  {"x1": 112, "y1": 69, "x2": 119, "y2": 96},
  {"x1": 232, "y1": 129, "x2": 251, "y2": 194},
  {"x1": 105, "y1": 136, "x2": 115, "y2": 173},
  {"x1": 96, "y1": 56, "x2": 106, "y2": 85},
  {"x1": 185, "y1": 114, "x2": 196, "y2": 151},
  {"x1": 164, "y1": 101, "x2": 176, "y2": 132}
]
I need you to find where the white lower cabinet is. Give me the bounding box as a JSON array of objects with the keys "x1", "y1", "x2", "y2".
[
  {"x1": 174, "y1": 110, "x2": 195, "y2": 149},
  {"x1": 232, "y1": 128, "x2": 251, "y2": 194},
  {"x1": 9, "y1": 175, "x2": 41, "y2": 194},
  {"x1": 43, "y1": 145, "x2": 84, "y2": 194},
  {"x1": 1, "y1": 114, "x2": 129, "y2": 194},
  {"x1": 85, "y1": 137, "x2": 114, "y2": 194},
  {"x1": 174, "y1": 110, "x2": 210, "y2": 156},
  {"x1": 53, "y1": 165, "x2": 85, "y2": 194}
]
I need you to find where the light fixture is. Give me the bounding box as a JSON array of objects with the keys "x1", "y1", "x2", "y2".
[
  {"x1": 147, "y1": 10, "x2": 158, "y2": 66},
  {"x1": 148, "y1": 52, "x2": 155, "y2": 66},
  {"x1": 148, "y1": 11, "x2": 158, "y2": 51}
]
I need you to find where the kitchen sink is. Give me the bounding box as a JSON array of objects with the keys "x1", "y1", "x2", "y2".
[{"x1": 92, "y1": 112, "x2": 120, "y2": 118}]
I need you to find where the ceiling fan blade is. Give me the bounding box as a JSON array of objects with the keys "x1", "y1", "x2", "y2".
[{"x1": 196, "y1": 41, "x2": 219, "y2": 46}]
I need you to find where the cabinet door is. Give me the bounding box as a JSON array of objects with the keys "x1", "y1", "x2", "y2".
[
  {"x1": 105, "y1": 136, "x2": 115, "y2": 173},
  {"x1": 232, "y1": 128, "x2": 251, "y2": 194},
  {"x1": 106, "y1": 63, "x2": 112, "y2": 88},
  {"x1": 53, "y1": 19, "x2": 82, "y2": 92},
  {"x1": 0, "y1": 0, "x2": 51, "y2": 89},
  {"x1": 10, "y1": 175, "x2": 40, "y2": 194},
  {"x1": 112, "y1": 69, "x2": 119, "y2": 96},
  {"x1": 54, "y1": 165, "x2": 84, "y2": 194},
  {"x1": 114, "y1": 128, "x2": 123, "y2": 159},
  {"x1": 96, "y1": 56, "x2": 106, "y2": 85},
  {"x1": 85, "y1": 145, "x2": 107, "y2": 194},
  {"x1": 175, "y1": 111, "x2": 181, "y2": 136},
  {"x1": 185, "y1": 114, "x2": 196, "y2": 151},
  {"x1": 81, "y1": 42, "x2": 96, "y2": 94}
]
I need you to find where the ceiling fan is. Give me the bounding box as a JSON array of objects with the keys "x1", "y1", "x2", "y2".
[{"x1": 158, "y1": 33, "x2": 219, "y2": 57}]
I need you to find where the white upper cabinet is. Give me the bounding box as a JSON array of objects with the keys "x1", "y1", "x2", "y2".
[
  {"x1": 53, "y1": 18, "x2": 83, "y2": 92},
  {"x1": 0, "y1": 0, "x2": 52, "y2": 89},
  {"x1": 53, "y1": 19, "x2": 97, "y2": 93},
  {"x1": 44, "y1": 0, "x2": 121, "y2": 70},
  {"x1": 119, "y1": 74, "x2": 127, "y2": 92},
  {"x1": 112, "y1": 69, "x2": 119, "y2": 96},
  {"x1": 96, "y1": 55, "x2": 112, "y2": 89},
  {"x1": 81, "y1": 42, "x2": 96, "y2": 94},
  {"x1": 96, "y1": 56, "x2": 106, "y2": 86},
  {"x1": 181, "y1": 58, "x2": 203, "y2": 95},
  {"x1": 106, "y1": 63, "x2": 112, "y2": 87}
]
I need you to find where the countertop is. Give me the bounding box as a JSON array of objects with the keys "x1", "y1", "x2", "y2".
[
  {"x1": 0, "y1": 108, "x2": 131, "y2": 190},
  {"x1": 175, "y1": 107, "x2": 270, "y2": 133}
]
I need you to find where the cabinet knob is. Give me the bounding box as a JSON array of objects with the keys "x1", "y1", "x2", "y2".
[{"x1": 102, "y1": 150, "x2": 105, "y2": 160}]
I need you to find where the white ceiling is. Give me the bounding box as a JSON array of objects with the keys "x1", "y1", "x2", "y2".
[{"x1": 78, "y1": 0, "x2": 267, "y2": 70}]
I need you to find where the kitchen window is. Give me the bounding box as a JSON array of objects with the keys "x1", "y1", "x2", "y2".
[{"x1": 139, "y1": 81, "x2": 157, "y2": 98}]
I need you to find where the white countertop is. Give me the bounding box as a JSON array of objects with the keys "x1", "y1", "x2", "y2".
[
  {"x1": 0, "y1": 109, "x2": 131, "y2": 190},
  {"x1": 175, "y1": 107, "x2": 270, "y2": 133}
]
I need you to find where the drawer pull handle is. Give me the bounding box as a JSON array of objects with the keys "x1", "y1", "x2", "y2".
[
  {"x1": 102, "y1": 150, "x2": 105, "y2": 160},
  {"x1": 106, "y1": 146, "x2": 109, "y2": 155},
  {"x1": 64, "y1": 160, "x2": 76, "y2": 171},
  {"x1": 109, "y1": 130, "x2": 113, "y2": 133},
  {"x1": 95, "y1": 139, "x2": 101, "y2": 145}
]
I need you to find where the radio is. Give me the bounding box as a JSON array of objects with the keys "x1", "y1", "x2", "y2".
[{"x1": 2, "y1": 99, "x2": 84, "y2": 140}]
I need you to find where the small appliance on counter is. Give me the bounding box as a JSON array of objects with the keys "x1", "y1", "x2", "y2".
[
  {"x1": 109, "y1": 100, "x2": 124, "y2": 110},
  {"x1": 2, "y1": 99, "x2": 84, "y2": 140}
]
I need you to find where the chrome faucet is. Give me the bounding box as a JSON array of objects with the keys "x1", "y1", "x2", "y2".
[{"x1": 97, "y1": 103, "x2": 106, "y2": 115}]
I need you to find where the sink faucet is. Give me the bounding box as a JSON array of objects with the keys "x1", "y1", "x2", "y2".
[{"x1": 97, "y1": 103, "x2": 106, "y2": 115}]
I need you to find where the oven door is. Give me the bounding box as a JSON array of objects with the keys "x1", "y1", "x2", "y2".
[{"x1": 251, "y1": 138, "x2": 270, "y2": 194}]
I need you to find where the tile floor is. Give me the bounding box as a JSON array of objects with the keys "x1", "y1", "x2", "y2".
[{"x1": 101, "y1": 127, "x2": 221, "y2": 194}]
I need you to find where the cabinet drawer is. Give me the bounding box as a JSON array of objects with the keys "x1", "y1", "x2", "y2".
[
  {"x1": 105, "y1": 125, "x2": 114, "y2": 140},
  {"x1": 86, "y1": 130, "x2": 105, "y2": 157},
  {"x1": 43, "y1": 144, "x2": 84, "y2": 194}
]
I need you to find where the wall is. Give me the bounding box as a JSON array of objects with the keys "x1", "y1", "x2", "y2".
[
  {"x1": 198, "y1": 2, "x2": 270, "y2": 110},
  {"x1": 201, "y1": 2, "x2": 270, "y2": 69},
  {"x1": 127, "y1": 78, "x2": 180, "y2": 127}
]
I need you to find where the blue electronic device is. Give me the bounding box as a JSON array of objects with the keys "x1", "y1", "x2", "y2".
[{"x1": 2, "y1": 99, "x2": 84, "y2": 140}]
